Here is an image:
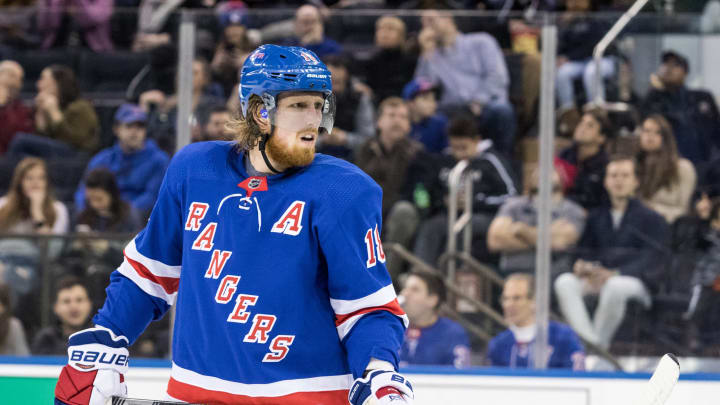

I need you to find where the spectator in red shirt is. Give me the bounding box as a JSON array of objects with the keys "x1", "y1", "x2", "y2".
[{"x1": 0, "y1": 60, "x2": 33, "y2": 155}]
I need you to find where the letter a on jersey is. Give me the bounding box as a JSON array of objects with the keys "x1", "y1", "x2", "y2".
[{"x1": 271, "y1": 201, "x2": 305, "y2": 236}]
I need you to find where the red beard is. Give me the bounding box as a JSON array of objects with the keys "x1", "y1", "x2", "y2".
[{"x1": 266, "y1": 135, "x2": 315, "y2": 168}]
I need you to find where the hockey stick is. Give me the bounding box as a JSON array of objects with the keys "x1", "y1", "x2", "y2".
[{"x1": 636, "y1": 353, "x2": 681, "y2": 405}]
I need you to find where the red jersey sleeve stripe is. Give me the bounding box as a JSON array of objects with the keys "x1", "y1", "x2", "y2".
[
  {"x1": 124, "y1": 253, "x2": 179, "y2": 295},
  {"x1": 334, "y1": 299, "x2": 405, "y2": 327}
]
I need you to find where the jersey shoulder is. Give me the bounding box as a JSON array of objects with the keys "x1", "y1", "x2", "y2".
[
  {"x1": 167, "y1": 141, "x2": 235, "y2": 179},
  {"x1": 307, "y1": 154, "x2": 382, "y2": 203}
]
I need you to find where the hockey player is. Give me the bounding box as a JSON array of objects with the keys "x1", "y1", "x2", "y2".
[{"x1": 54, "y1": 44, "x2": 414, "y2": 405}]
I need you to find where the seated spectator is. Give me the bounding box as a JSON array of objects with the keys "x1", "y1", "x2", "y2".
[
  {"x1": 0, "y1": 282, "x2": 30, "y2": 355},
  {"x1": 193, "y1": 105, "x2": 232, "y2": 142},
  {"x1": 317, "y1": 54, "x2": 374, "y2": 160},
  {"x1": 415, "y1": 10, "x2": 516, "y2": 156},
  {"x1": 211, "y1": 2, "x2": 254, "y2": 97},
  {"x1": 354, "y1": 97, "x2": 423, "y2": 219},
  {"x1": 359, "y1": 15, "x2": 417, "y2": 105},
  {"x1": 412, "y1": 114, "x2": 519, "y2": 266},
  {"x1": 487, "y1": 168, "x2": 585, "y2": 276},
  {"x1": 399, "y1": 271, "x2": 470, "y2": 367},
  {"x1": 403, "y1": 78, "x2": 448, "y2": 154},
  {"x1": 75, "y1": 103, "x2": 169, "y2": 216},
  {"x1": 145, "y1": 57, "x2": 224, "y2": 153},
  {"x1": 75, "y1": 168, "x2": 143, "y2": 233},
  {"x1": 31, "y1": 276, "x2": 92, "y2": 355},
  {"x1": 36, "y1": 0, "x2": 113, "y2": 52},
  {"x1": 488, "y1": 273, "x2": 585, "y2": 369},
  {"x1": 0, "y1": 156, "x2": 69, "y2": 235},
  {"x1": 555, "y1": 108, "x2": 611, "y2": 210},
  {"x1": 0, "y1": 60, "x2": 33, "y2": 155},
  {"x1": 556, "y1": 0, "x2": 615, "y2": 110},
  {"x1": 284, "y1": 4, "x2": 341, "y2": 59},
  {"x1": 642, "y1": 51, "x2": 720, "y2": 168},
  {"x1": 685, "y1": 198, "x2": 720, "y2": 347},
  {"x1": 636, "y1": 114, "x2": 696, "y2": 224},
  {"x1": 8, "y1": 65, "x2": 99, "y2": 158},
  {"x1": 554, "y1": 155, "x2": 670, "y2": 349}
]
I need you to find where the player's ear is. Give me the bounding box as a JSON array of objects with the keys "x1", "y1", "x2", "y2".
[{"x1": 254, "y1": 106, "x2": 271, "y2": 135}]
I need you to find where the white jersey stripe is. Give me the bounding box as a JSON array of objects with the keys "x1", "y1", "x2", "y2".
[
  {"x1": 170, "y1": 362, "x2": 352, "y2": 396},
  {"x1": 329, "y1": 284, "x2": 398, "y2": 315},
  {"x1": 124, "y1": 239, "x2": 182, "y2": 278},
  {"x1": 117, "y1": 261, "x2": 177, "y2": 305},
  {"x1": 336, "y1": 312, "x2": 409, "y2": 341}
]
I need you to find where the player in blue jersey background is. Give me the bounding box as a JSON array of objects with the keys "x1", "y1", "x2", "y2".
[
  {"x1": 488, "y1": 273, "x2": 585, "y2": 370},
  {"x1": 54, "y1": 45, "x2": 413, "y2": 405}
]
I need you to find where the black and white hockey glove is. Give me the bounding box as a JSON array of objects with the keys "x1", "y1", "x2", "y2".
[
  {"x1": 55, "y1": 326, "x2": 129, "y2": 405},
  {"x1": 348, "y1": 370, "x2": 414, "y2": 405}
]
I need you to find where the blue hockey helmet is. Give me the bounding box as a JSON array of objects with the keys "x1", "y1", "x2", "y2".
[{"x1": 238, "y1": 44, "x2": 335, "y2": 135}]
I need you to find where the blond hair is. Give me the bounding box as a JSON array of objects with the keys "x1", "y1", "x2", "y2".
[{"x1": 225, "y1": 95, "x2": 266, "y2": 151}]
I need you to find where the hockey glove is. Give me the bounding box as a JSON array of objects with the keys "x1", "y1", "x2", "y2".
[
  {"x1": 55, "y1": 326, "x2": 130, "y2": 405},
  {"x1": 348, "y1": 370, "x2": 414, "y2": 405}
]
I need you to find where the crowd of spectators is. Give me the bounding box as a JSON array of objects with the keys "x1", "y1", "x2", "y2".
[{"x1": 1, "y1": 0, "x2": 720, "y2": 366}]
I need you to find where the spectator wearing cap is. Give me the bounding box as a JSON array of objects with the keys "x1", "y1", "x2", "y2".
[
  {"x1": 317, "y1": 54, "x2": 374, "y2": 160},
  {"x1": 642, "y1": 50, "x2": 720, "y2": 169},
  {"x1": 211, "y1": 1, "x2": 254, "y2": 97},
  {"x1": 415, "y1": 10, "x2": 516, "y2": 156},
  {"x1": 358, "y1": 16, "x2": 417, "y2": 105},
  {"x1": 285, "y1": 4, "x2": 341, "y2": 59},
  {"x1": 404, "y1": 78, "x2": 448, "y2": 154},
  {"x1": 74, "y1": 103, "x2": 169, "y2": 215},
  {"x1": 0, "y1": 60, "x2": 33, "y2": 155}
]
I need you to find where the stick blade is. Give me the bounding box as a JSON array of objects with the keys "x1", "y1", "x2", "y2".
[{"x1": 637, "y1": 353, "x2": 680, "y2": 405}]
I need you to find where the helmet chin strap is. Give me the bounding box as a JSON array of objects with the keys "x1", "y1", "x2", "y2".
[{"x1": 258, "y1": 126, "x2": 281, "y2": 174}]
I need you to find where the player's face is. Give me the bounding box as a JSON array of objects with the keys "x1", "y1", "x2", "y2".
[
  {"x1": 54, "y1": 285, "x2": 92, "y2": 329},
  {"x1": 399, "y1": 275, "x2": 438, "y2": 323},
  {"x1": 500, "y1": 279, "x2": 534, "y2": 327},
  {"x1": 604, "y1": 160, "x2": 638, "y2": 200},
  {"x1": 639, "y1": 118, "x2": 663, "y2": 152},
  {"x1": 269, "y1": 93, "x2": 324, "y2": 168}
]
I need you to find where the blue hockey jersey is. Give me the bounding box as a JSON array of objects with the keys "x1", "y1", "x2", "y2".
[
  {"x1": 399, "y1": 317, "x2": 470, "y2": 368},
  {"x1": 487, "y1": 321, "x2": 585, "y2": 370},
  {"x1": 93, "y1": 141, "x2": 408, "y2": 404}
]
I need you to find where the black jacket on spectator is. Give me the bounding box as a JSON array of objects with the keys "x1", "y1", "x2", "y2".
[
  {"x1": 30, "y1": 320, "x2": 92, "y2": 355},
  {"x1": 577, "y1": 198, "x2": 670, "y2": 292},
  {"x1": 558, "y1": 17, "x2": 613, "y2": 61},
  {"x1": 359, "y1": 48, "x2": 417, "y2": 104},
  {"x1": 642, "y1": 86, "x2": 720, "y2": 166},
  {"x1": 433, "y1": 141, "x2": 519, "y2": 215},
  {"x1": 558, "y1": 144, "x2": 609, "y2": 210}
]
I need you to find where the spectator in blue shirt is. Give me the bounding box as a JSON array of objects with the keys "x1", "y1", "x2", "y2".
[
  {"x1": 74, "y1": 103, "x2": 169, "y2": 216},
  {"x1": 399, "y1": 271, "x2": 471, "y2": 368},
  {"x1": 403, "y1": 78, "x2": 448, "y2": 154},
  {"x1": 488, "y1": 273, "x2": 585, "y2": 370}
]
